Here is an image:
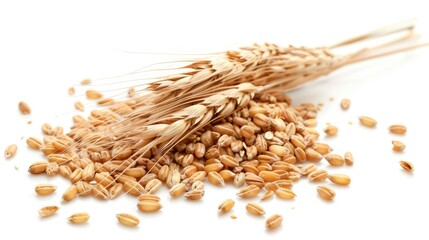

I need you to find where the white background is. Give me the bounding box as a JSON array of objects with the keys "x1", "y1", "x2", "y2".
[{"x1": 1, "y1": 1, "x2": 429, "y2": 239}]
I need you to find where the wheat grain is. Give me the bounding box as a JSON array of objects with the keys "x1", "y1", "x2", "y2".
[
  {"x1": 68, "y1": 212, "x2": 90, "y2": 224},
  {"x1": 266, "y1": 214, "x2": 283, "y2": 229},
  {"x1": 39, "y1": 206, "x2": 59, "y2": 217},
  {"x1": 399, "y1": 161, "x2": 414, "y2": 172},
  {"x1": 4, "y1": 144, "x2": 17, "y2": 159},
  {"x1": 116, "y1": 213, "x2": 139, "y2": 227},
  {"x1": 18, "y1": 101, "x2": 31, "y2": 114}
]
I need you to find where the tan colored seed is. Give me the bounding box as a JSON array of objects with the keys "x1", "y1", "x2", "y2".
[
  {"x1": 219, "y1": 155, "x2": 239, "y2": 168},
  {"x1": 91, "y1": 184, "x2": 109, "y2": 200},
  {"x1": 266, "y1": 214, "x2": 283, "y2": 229},
  {"x1": 392, "y1": 140, "x2": 406, "y2": 152},
  {"x1": 324, "y1": 154, "x2": 345, "y2": 166},
  {"x1": 301, "y1": 164, "x2": 317, "y2": 176},
  {"x1": 237, "y1": 185, "x2": 260, "y2": 198},
  {"x1": 184, "y1": 188, "x2": 204, "y2": 200},
  {"x1": 389, "y1": 124, "x2": 407, "y2": 135},
  {"x1": 80, "y1": 78, "x2": 92, "y2": 85},
  {"x1": 344, "y1": 151, "x2": 354, "y2": 165},
  {"x1": 76, "y1": 181, "x2": 92, "y2": 196},
  {"x1": 62, "y1": 185, "x2": 78, "y2": 203},
  {"x1": 359, "y1": 116, "x2": 377, "y2": 127},
  {"x1": 246, "y1": 202, "x2": 265, "y2": 216},
  {"x1": 116, "y1": 213, "x2": 139, "y2": 227},
  {"x1": 123, "y1": 180, "x2": 145, "y2": 197},
  {"x1": 259, "y1": 171, "x2": 280, "y2": 182},
  {"x1": 28, "y1": 161, "x2": 48, "y2": 174},
  {"x1": 218, "y1": 199, "x2": 235, "y2": 213},
  {"x1": 317, "y1": 185, "x2": 336, "y2": 201},
  {"x1": 68, "y1": 212, "x2": 89, "y2": 224},
  {"x1": 303, "y1": 119, "x2": 317, "y2": 127},
  {"x1": 260, "y1": 190, "x2": 274, "y2": 201},
  {"x1": 324, "y1": 125, "x2": 338, "y2": 136},
  {"x1": 74, "y1": 101, "x2": 85, "y2": 111},
  {"x1": 82, "y1": 163, "x2": 95, "y2": 182},
  {"x1": 275, "y1": 188, "x2": 296, "y2": 200},
  {"x1": 399, "y1": 161, "x2": 414, "y2": 172},
  {"x1": 26, "y1": 137, "x2": 42, "y2": 150},
  {"x1": 18, "y1": 101, "x2": 31, "y2": 114},
  {"x1": 312, "y1": 143, "x2": 333, "y2": 155},
  {"x1": 253, "y1": 113, "x2": 271, "y2": 128},
  {"x1": 340, "y1": 98, "x2": 351, "y2": 110},
  {"x1": 137, "y1": 200, "x2": 162, "y2": 212},
  {"x1": 145, "y1": 179, "x2": 163, "y2": 194},
  {"x1": 4, "y1": 144, "x2": 17, "y2": 159},
  {"x1": 230, "y1": 215, "x2": 237, "y2": 219},
  {"x1": 305, "y1": 148, "x2": 323, "y2": 162},
  {"x1": 86, "y1": 89, "x2": 103, "y2": 100},
  {"x1": 97, "y1": 98, "x2": 115, "y2": 106},
  {"x1": 46, "y1": 162, "x2": 59, "y2": 176},
  {"x1": 234, "y1": 172, "x2": 245, "y2": 187},
  {"x1": 269, "y1": 145, "x2": 289, "y2": 157},
  {"x1": 35, "y1": 184, "x2": 57, "y2": 195},
  {"x1": 328, "y1": 174, "x2": 351, "y2": 186},
  {"x1": 308, "y1": 169, "x2": 329, "y2": 182},
  {"x1": 208, "y1": 171, "x2": 225, "y2": 187},
  {"x1": 169, "y1": 183, "x2": 186, "y2": 198},
  {"x1": 138, "y1": 194, "x2": 161, "y2": 202},
  {"x1": 39, "y1": 205, "x2": 59, "y2": 217},
  {"x1": 109, "y1": 183, "x2": 123, "y2": 199}
]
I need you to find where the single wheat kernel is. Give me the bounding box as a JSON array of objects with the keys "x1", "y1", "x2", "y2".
[
  {"x1": 324, "y1": 125, "x2": 338, "y2": 136},
  {"x1": 260, "y1": 190, "x2": 274, "y2": 201},
  {"x1": 35, "y1": 184, "x2": 57, "y2": 195},
  {"x1": 39, "y1": 206, "x2": 59, "y2": 217},
  {"x1": 169, "y1": 183, "x2": 186, "y2": 198},
  {"x1": 28, "y1": 161, "x2": 48, "y2": 174},
  {"x1": 109, "y1": 183, "x2": 123, "y2": 199},
  {"x1": 138, "y1": 194, "x2": 161, "y2": 202},
  {"x1": 340, "y1": 98, "x2": 351, "y2": 110},
  {"x1": 266, "y1": 214, "x2": 283, "y2": 229},
  {"x1": 358, "y1": 116, "x2": 377, "y2": 127},
  {"x1": 208, "y1": 171, "x2": 226, "y2": 187},
  {"x1": 328, "y1": 174, "x2": 351, "y2": 186},
  {"x1": 26, "y1": 137, "x2": 42, "y2": 150},
  {"x1": 246, "y1": 202, "x2": 265, "y2": 216},
  {"x1": 184, "y1": 188, "x2": 204, "y2": 200},
  {"x1": 392, "y1": 140, "x2": 406, "y2": 152},
  {"x1": 236, "y1": 185, "x2": 260, "y2": 198},
  {"x1": 74, "y1": 101, "x2": 84, "y2": 111},
  {"x1": 116, "y1": 213, "x2": 139, "y2": 227},
  {"x1": 324, "y1": 154, "x2": 345, "y2": 166},
  {"x1": 218, "y1": 199, "x2": 235, "y2": 213},
  {"x1": 308, "y1": 169, "x2": 329, "y2": 182},
  {"x1": 275, "y1": 188, "x2": 296, "y2": 200},
  {"x1": 4, "y1": 144, "x2": 17, "y2": 159},
  {"x1": 68, "y1": 87, "x2": 75, "y2": 96},
  {"x1": 86, "y1": 90, "x2": 103, "y2": 100},
  {"x1": 68, "y1": 212, "x2": 89, "y2": 224},
  {"x1": 61, "y1": 185, "x2": 78, "y2": 203},
  {"x1": 344, "y1": 151, "x2": 354, "y2": 165},
  {"x1": 317, "y1": 185, "x2": 336, "y2": 201},
  {"x1": 137, "y1": 200, "x2": 162, "y2": 212},
  {"x1": 399, "y1": 161, "x2": 414, "y2": 172},
  {"x1": 18, "y1": 101, "x2": 31, "y2": 114},
  {"x1": 389, "y1": 124, "x2": 407, "y2": 135},
  {"x1": 80, "y1": 78, "x2": 92, "y2": 85}
]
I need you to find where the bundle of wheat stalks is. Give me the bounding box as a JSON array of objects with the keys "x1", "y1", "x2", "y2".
[{"x1": 20, "y1": 21, "x2": 424, "y2": 227}]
